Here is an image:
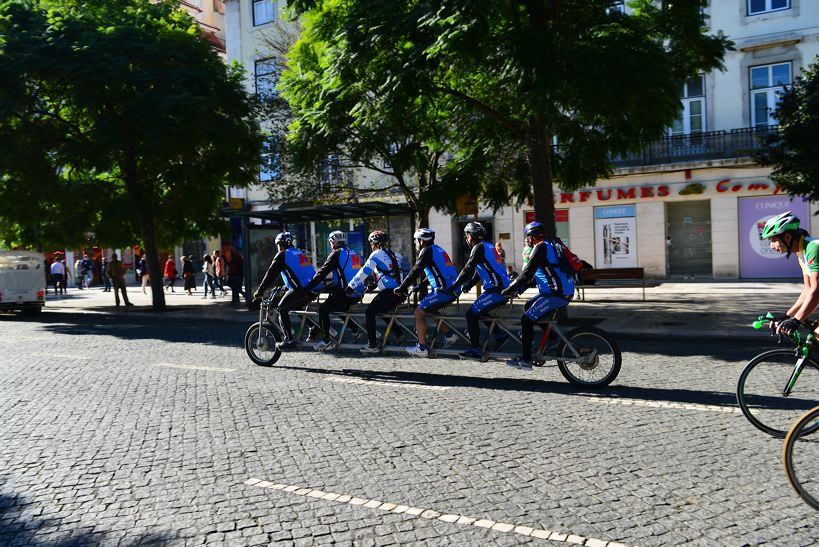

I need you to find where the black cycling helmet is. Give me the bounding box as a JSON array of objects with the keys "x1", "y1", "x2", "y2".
[
  {"x1": 524, "y1": 221, "x2": 545, "y2": 238},
  {"x1": 275, "y1": 232, "x2": 294, "y2": 246},
  {"x1": 368, "y1": 230, "x2": 389, "y2": 245},
  {"x1": 464, "y1": 222, "x2": 486, "y2": 239}
]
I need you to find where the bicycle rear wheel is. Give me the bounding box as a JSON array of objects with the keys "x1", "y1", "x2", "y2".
[
  {"x1": 783, "y1": 405, "x2": 819, "y2": 510},
  {"x1": 736, "y1": 349, "x2": 819, "y2": 438},
  {"x1": 557, "y1": 327, "x2": 622, "y2": 388},
  {"x1": 244, "y1": 322, "x2": 282, "y2": 366}
]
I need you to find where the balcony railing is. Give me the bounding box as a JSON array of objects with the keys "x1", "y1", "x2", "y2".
[{"x1": 610, "y1": 125, "x2": 779, "y2": 169}]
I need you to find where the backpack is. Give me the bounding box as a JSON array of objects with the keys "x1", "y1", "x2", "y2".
[{"x1": 551, "y1": 237, "x2": 583, "y2": 273}]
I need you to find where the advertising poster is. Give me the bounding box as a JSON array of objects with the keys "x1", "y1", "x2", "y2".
[
  {"x1": 739, "y1": 196, "x2": 809, "y2": 278},
  {"x1": 594, "y1": 205, "x2": 637, "y2": 268}
]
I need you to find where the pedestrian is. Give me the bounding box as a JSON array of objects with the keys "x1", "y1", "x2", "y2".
[
  {"x1": 138, "y1": 254, "x2": 150, "y2": 294},
  {"x1": 74, "y1": 257, "x2": 83, "y2": 289},
  {"x1": 212, "y1": 250, "x2": 227, "y2": 297},
  {"x1": 61, "y1": 259, "x2": 70, "y2": 294},
  {"x1": 163, "y1": 255, "x2": 177, "y2": 292},
  {"x1": 101, "y1": 256, "x2": 111, "y2": 291},
  {"x1": 80, "y1": 252, "x2": 93, "y2": 288},
  {"x1": 181, "y1": 255, "x2": 195, "y2": 295},
  {"x1": 49, "y1": 258, "x2": 65, "y2": 295},
  {"x1": 495, "y1": 241, "x2": 506, "y2": 263},
  {"x1": 227, "y1": 249, "x2": 246, "y2": 305},
  {"x1": 202, "y1": 254, "x2": 217, "y2": 298},
  {"x1": 506, "y1": 264, "x2": 518, "y2": 282},
  {"x1": 107, "y1": 253, "x2": 133, "y2": 307}
]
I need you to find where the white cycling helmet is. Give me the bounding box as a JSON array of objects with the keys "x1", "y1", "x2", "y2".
[
  {"x1": 413, "y1": 228, "x2": 435, "y2": 242},
  {"x1": 328, "y1": 230, "x2": 347, "y2": 244}
]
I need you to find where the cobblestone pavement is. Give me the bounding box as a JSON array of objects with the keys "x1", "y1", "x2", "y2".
[{"x1": 1, "y1": 312, "x2": 818, "y2": 546}]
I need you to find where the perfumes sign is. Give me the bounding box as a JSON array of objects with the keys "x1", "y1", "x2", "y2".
[{"x1": 594, "y1": 205, "x2": 637, "y2": 268}]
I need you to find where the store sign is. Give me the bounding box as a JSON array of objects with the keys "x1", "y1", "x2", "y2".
[
  {"x1": 594, "y1": 205, "x2": 637, "y2": 268},
  {"x1": 739, "y1": 196, "x2": 808, "y2": 278},
  {"x1": 557, "y1": 178, "x2": 780, "y2": 206},
  {"x1": 525, "y1": 210, "x2": 568, "y2": 223}
]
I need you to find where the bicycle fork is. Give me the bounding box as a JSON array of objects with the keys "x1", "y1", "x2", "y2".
[{"x1": 783, "y1": 335, "x2": 815, "y2": 397}]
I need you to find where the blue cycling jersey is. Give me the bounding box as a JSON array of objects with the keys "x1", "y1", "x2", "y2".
[{"x1": 281, "y1": 247, "x2": 316, "y2": 290}]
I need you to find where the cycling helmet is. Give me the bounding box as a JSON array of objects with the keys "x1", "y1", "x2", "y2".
[
  {"x1": 275, "y1": 232, "x2": 294, "y2": 246},
  {"x1": 328, "y1": 230, "x2": 347, "y2": 244},
  {"x1": 413, "y1": 228, "x2": 435, "y2": 242},
  {"x1": 464, "y1": 222, "x2": 486, "y2": 239},
  {"x1": 761, "y1": 211, "x2": 800, "y2": 239},
  {"x1": 368, "y1": 230, "x2": 389, "y2": 245},
  {"x1": 524, "y1": 221, "x2": 545, "y2": 238}
]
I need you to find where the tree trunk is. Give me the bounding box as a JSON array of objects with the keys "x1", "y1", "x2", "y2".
[
  {"x1": 524, "y1": 119, "x2": 557, "y2": 239},
  {"x1": 122, "y1": 131, "x2": 166, "y2": 311}
]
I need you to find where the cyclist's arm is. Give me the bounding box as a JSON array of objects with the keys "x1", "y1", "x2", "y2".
[
  {"x1": 451, "y1": 245, "x2": 480, "y2": 290},
  {"x1": 789, "y1": 272, "x2": 819, "y2": 322},
  {"x1": 348, "y1": 254, "x2": 377, "y2": 292},
  {"x1": 256, "y1": 251, "x2": 286, "y2": 294},
  {"x1": 396, "y1": 247, "x2": 431, "y2": 293},
  {"x1": 305, "y1": 250, "x2": 339, "y2": 292},
  {"x1": 505, "y1": 242, "x2": 544, "y2": 294}
]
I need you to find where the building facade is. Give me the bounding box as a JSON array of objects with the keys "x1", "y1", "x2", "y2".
[{"x1": 430, "y1": 1, "x2": 819, "y2": 279}]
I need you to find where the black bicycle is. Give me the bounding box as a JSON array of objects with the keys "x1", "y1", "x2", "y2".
[{"x1": 736, "y1": 313, "x2": 819, "y2": 438}]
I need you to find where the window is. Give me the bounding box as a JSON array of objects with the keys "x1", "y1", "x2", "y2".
[
  {"x1": 748, "y1": 0, "x2": 789, "y2": 15},
  {"x1": 253, "y1": 0, "x2": 276, "y2": 26},
  {"x1": 259, "y1": 138, "x2": 280, "y2": 182},
  {"x1": 607, "y1": 1, "x2": 625, "y2": 14},
  {"x1": 320, "y1": 153, "x2": 342, "y2": 189},
  {"x1": 254, "y1": 58, "x2": 277, "y2": 100},
  {"x1": 670, "y1": 75, "x2": 705, "y2": 136},
  {"x1": 750, "y1": 62, "x2": 791, "y2": 127}
]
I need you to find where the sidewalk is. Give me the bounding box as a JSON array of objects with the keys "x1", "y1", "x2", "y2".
[{"x1": 39, "y1": 280, "x2": 804, "y2": 340}]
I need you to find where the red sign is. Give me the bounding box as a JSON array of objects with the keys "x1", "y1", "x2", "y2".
[{"x1": 525, "y1": 210, "x2": 568, "y2": 224}]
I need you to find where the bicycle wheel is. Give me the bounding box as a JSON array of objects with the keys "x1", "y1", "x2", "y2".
[
  {"x1": 244, "y1": 322, "x2": 282, "y2": 366},
  {"x1": 736, "y1": 349, "x2": 819, "y2": 438},
  {"x1": 783, "y1": 405, "x2": 819, "y2": 510},
  {"x1": 557, "y1": 327, "x2": 622, "y2": 388}
]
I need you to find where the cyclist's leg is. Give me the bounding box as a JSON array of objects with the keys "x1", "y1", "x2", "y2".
[
  {"x1": 277, "y1": 288, "x2": 313, "y2": 341},
  {"x1": 365, "y1": 290, "x2": 402, "y2": 347},
  {"x1": 466, "y1": 290, "x2": 507, "y2": 349},
  {"x1": 521, "y1": 294, "x2": 569, "y2": 362},
  {"x1": 318, "y1": 292, "x2": 358, "y2": 342},
  {"x1": 416, "y1": 291, "x2": 457, "y2": 344}
]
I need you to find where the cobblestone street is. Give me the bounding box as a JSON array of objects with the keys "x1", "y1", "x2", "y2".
[{"x1": 1, "y1": 311, "x2": 817, "y2": 545}]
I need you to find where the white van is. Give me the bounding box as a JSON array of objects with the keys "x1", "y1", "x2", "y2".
[{"x1": 0, "y1": 251, "x2": 46, "y2": 314}]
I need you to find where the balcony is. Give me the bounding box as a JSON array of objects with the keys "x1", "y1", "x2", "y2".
[{"x1": 610, "y1": 126, "x2": 778, "y2": 169}]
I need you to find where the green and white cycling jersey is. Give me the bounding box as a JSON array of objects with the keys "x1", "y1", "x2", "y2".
[{"x1": 796, "y1": 236, "x2": 819, "y2": 275}]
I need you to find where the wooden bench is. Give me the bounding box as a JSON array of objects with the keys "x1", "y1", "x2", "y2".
[{"x1": 576, "y1": 267, "x2": 646, "y2": 301}]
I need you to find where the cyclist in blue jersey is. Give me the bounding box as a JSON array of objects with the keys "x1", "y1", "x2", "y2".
[
  {"x1": 501, "y1": 221, "x2": 575, "y2": 372},
  {"x1": 253, "y1": 232, "x2": 320, "y2": 348},
  {"x1": 347, "y1": 231, "x2": 406, "y2": 354},
  {"x1": 450, "y1": 222, "x2": 511, "y2": 360},
  {"x1": 394, "y1": 228, "x2": 460, "y2": 357},
  {"x1": 305, "y1": 230, "x2": 364, "y2": 351}
]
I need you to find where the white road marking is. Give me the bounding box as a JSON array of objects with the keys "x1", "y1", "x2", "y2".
[
  {"x1": 244, "y1": 478, "x2": 628, "y2": 546},
  {"x1": 588, "y1": 396, "x2": 740, "y2": 414},
  {"x1": 153, "y1": 362, "x2": 236, "y2": 373},
  {"x1": 327, "y1": 376, "x2": 451, "y2": 391}
]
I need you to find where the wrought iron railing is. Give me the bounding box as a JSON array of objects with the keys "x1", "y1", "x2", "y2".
[{"x1": 610, "y1": 125, "x2": 779, "y2": 168}]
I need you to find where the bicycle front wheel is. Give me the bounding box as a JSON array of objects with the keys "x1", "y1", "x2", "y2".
[
  {"x1": 783, "y1": 405, "x2": 819, "y2": 510},
  {"x1": 244, "y1": 322, "x2": 282, "y2": 366},
  {"x1": 736, "y1": 349, "x2": 819, "y2": 438},
  {"x1": 557, "y1": 327, "x2": 622, "y2": 388}
]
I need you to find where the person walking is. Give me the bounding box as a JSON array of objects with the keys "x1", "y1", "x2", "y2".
[
  {"x1": 49, "y1": 258, "x2": 65, "y2": 295},
  {"x1": 163, "y1": 255, "x2": 177, "y2": 292},
  {"x1": 181, "y1": 255, "x2": 195, "y2": 295},
  {"x1": 61, "y1": 259, "x2": 70, "y2": 294},
  {"x1": 202, "y1": 254, "x2": 217, "y2": 298},
  {"x1": 74, "y1": 257, "x2": 83, "y2": 289},
  {"x1": 212, "y1": 250, "x2": 227, "y2": 297},
  {"x1": 495, "y1": 241, "x2": 507, "y2": 264},
  {"x1": 227, "y1": 249, "x2": 246, "y2": 305},
  {"x1": 101, "y1": 256, "x2": 111, "y2": 292},
  {"x1": 138, "y1": 254, "x2": 150, "y2": 294},
  {"x1": 80, "y1": 252, "x2": 93, "y2": 288},
  {"x1": 107, "y1": 253, "x2": 133, "y2": 307}
]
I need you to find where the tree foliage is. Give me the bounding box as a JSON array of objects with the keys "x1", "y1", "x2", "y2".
[
  {"x1": 284, "y1": 0, "x2": 731, "y2": 235},
  {"x1": 757, "y1": 58, "x2": 819, "y2": 201},
  {"x1": 0, "y1": 0, "x2": 263, "y2": 310}
]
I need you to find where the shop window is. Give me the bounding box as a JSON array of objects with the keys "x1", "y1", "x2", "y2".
[
  {"x1": 253, "y1": 0, "x2": 276, "y2": 26},
  {"x1": 748, "y1": 0, "x2": 790, "y2": 16},
  {"x1": 750, "y1": 62, "x2": 791, "y2": 127}
]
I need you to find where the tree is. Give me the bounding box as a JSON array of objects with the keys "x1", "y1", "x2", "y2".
[
  {"x1": 757, "y1": 58, "x2": 819, "y2": 201},
  {"x1": 285, "y1": 0, "x2": 731, "y2": 237},
  {"x1": 0, "y1": 0, "x2": 264, "y2": 310}
]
